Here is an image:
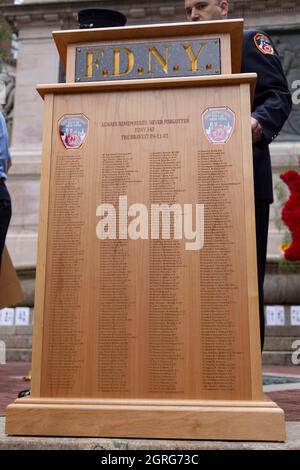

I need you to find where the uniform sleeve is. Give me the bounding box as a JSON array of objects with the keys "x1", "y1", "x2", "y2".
[
  {"x1": 242, "y1": 31, "x2": 292, "y2": 145},
  {"x1": 0, "y1": 113, "x2": 11, "y2": 163},
  {"x1": 0, "y1": 115, "x2": 6, "y2": 159}
]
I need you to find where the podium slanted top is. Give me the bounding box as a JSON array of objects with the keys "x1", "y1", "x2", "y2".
[{"x1": 53, "y1": 19, "x2": 244, "y2": 80}]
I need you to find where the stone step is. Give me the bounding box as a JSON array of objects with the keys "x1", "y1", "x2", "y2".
[
  {"x1": 6, "y1": 349, "x2": 32, "y2": 362},
  {"x1": 0, "y1": 336, "x2": 32, "y2": 349},
  {"x1": 262, "y1": 351, "x2": 294, "y2": 366},
  {"x1": 266, "y1": 326, "x2": 300, "y2": 337},
  {"x1": 14, "y1": 325, "x2": 33, "y2": 335},
  {"x1": 264, "y1": 274, "x2": 300, "y2": 304},
  {"x1": 264, "y1": 337, "x2": 299, "y2": 351},
  {"x1": 0, "y1": 325, "x2": 33, "y2": 337}
]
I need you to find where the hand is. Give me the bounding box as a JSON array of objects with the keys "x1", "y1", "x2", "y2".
[
  {"x1": 251, "y1": 117, "x2": 262, "y2": 144},
  {"x1": 7, "y1": 160, "x2": 12, "y2": 172}
]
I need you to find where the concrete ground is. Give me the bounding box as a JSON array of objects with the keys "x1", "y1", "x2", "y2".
[{"x1": 1, "y1": 362, "x2": 300, "y2": 449}]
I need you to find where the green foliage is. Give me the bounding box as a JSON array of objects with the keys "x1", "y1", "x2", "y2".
[{"x1": 0, "y1": 4, "x2": 10, "y2": 63}]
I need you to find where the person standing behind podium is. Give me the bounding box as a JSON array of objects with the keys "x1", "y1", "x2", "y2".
[
  {"x1": 0, "y1": 111, "x2": 12, "y2": 268},
  {"x1": 184, "y1": 0, "x2": 292, "y2": 349}
]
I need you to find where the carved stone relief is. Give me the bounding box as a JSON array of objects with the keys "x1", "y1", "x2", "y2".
[{"x1": 271, "y1": 32, "x2": 300, "y2": 141}]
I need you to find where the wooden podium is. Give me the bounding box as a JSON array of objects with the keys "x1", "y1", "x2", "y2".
[{"x1": 6, "y1": 19, "x2": 285, "y2": 441}]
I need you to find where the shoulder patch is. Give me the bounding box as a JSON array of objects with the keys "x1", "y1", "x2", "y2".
[{"x1": 254, "y1": 33, "x2": 274, "y2": 55}]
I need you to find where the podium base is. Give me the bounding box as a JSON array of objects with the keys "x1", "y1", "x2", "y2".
[{"x1": 6, "y1": 397, "x2": 285, "y2": 441}]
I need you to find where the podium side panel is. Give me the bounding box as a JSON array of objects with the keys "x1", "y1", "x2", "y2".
[
  {"x1": 240, "y1": 83, "x2": 263, "y2": 400},
  {"x1": 31, "y1": 94, "x2": 54, "y2": 397}
]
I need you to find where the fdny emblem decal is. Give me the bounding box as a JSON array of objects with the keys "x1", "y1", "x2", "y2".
[
  {"x1": 59, "y1": 114, "x2": 88, "y2": 149},
  {"x1": 254, "y1": 33, "x2": 274, "y2": 55},
  {"x1": 202, "y1": 107, "x2": 235, "y2": 144}
]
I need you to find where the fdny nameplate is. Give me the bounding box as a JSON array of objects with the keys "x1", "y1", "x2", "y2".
[{"x1": 75, "y1": 38, "x2": 220, "y2": 82}]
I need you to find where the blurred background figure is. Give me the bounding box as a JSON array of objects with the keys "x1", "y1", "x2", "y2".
[{"x1": 0, "y1": 111, "x2": 12, "y2": 268}]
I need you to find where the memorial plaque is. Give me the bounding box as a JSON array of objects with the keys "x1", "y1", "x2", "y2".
[
  {"x1": 75, "y1": 38, "x2": 221, "y2": 82},
  {"x1": 40, "y1": 86, "x2": 251, "y2": 400}
]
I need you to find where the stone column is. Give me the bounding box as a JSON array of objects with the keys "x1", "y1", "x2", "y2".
[{"x1": 6, "y1": 20, "x2": 60, "y2": 268}]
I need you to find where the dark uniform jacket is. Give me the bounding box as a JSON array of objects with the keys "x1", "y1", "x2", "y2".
[{"x1": 241, "y1": 30, "x2": 292, "y2": 202}]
